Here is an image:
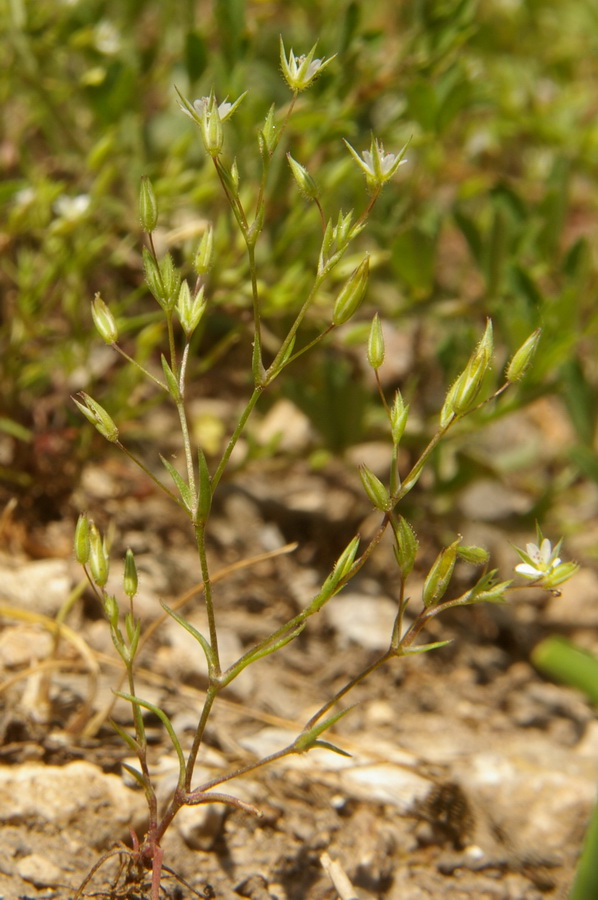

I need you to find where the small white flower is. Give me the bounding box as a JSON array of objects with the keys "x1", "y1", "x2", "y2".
[
  {"x1": 184, "y1": 97, "x2": 231, "y2": 123},
  {"x1": 343, "y1": 136, "x2": 409, "y2": 188},
  {"x1": 177, "y1": 89, "x2": 246, "y2": 157},
  {"x1": 54, "y1": 194, "x2": 91, "y2": 221},
  {"x1": 513, "y1": 530, "x2": 579, "y2": 588},
  {"x1": 280, "y1": 37, "x2": 336, "y2": 92},
  {"x1": 515, "y1": 538, "x2": 561, "y2": 579},
  {"x1": 94, "y1": 21, "x2": 120, "y2": 55}
]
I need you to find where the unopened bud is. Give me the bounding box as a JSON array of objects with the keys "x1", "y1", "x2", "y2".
[
  {"x1": 139, "y1": 175, "x2": 158, "y2": 233},
  {"x1": 359, "y1": 464, "x2": 391, "y2": 511},
  {"x1": 392, "y1": 515, "x2": 418, "y2": 579},
  {"x1": 260, "y1": 105, "x2": 277, "y2": 156},
  {"x1": 194, "y1": 225, "x2": 214, "y2": 275},
  {"x1": 73, "y1": 393, "x2": 119, "y2": 443},
  {"x1": 440, "y1": 320, "x2": 493, "y2": 424},
  {"x1": 103, "y1": 593, "x2": 119, "y2": 628},
  {"x1": 422, "y1": 539, "x2": 460, "y2": 607},
  {"x1": 287, "y1": 154, "x2": 319, "y2": 200},
  {"x1": 74, "y1": 513, "x2": 90, "y2": 565},
  {"x1": 457, "y1": 545, "x2": 490, "y2": 565},
  {"x1": 331, "y1": 535, "x2": 360, "y2": 584},
  {"x1": 390, "y1": 391, "x2": 409, "y2": 445},
  {"x1": 124, "y1": 549, "x2": 138, "y2": 598},
  {"x1": 201, "y1": 96, "x2": 223, "y2": 157},
  {"x1": 506, "y1": 329, "x2": 541, "y2": 383},
  {"x1": 158, "y1": 253, "x2": 180, "y2": 312},
  {"x1": 89, "y1": 523, "x2": 109, "y2": 587},
  {"x1": 91, "y1": 293, "x2": 118, "y2": 344},
  {"x1": 367, "y1": 313, "x2": 385, "y2": 370},
  {"x1": 177, "y1": 281, "x2": 206, "y2": 339},
  {"x1": 332, "y1": 256, "x2": 369, "y2": 326}
]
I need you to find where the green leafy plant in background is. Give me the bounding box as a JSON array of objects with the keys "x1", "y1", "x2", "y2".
[
  {"x1": 68, "y1": 40, "x2": 580, "y2": 899},
  {"x1": 3, "y1": 0, "x2": 598, "y2": 527}
]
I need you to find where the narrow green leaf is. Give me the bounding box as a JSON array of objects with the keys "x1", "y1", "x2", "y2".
[
  {"x1": 161, "y1": 602, "x2": 215, "y2": 674},
  {"x1": 159, "y1": 455, "x2": 193, "y2": 510},
  {"x1": 115, "y1": 691, "x2": 186, "y2": 781}
]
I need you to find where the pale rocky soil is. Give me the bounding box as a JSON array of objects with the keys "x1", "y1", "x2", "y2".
[{"x1": 1, "y1": 397, "x2": 598, "y2": 899}]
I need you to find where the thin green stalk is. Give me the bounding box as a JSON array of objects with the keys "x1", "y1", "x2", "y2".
[
  {"x1": 194, "y1": 522, "x2": 219, "y2": 674},
  {"x1": 112, "y1": 345, "x2": 166, "y2": 391},
  {"x1": 246, "y1": 242, "x2": 264, "y2": 382},
  {"x1": 212, "y1": 385, "x2": 264, "y2": 490},
  {"x1": 191, "y1": 743, "x2": 295, "y2": 794},
  {"x1": 174, "y1": 394, "x2": 197, "y2": 516},
  {"x1": 279, "y1": 323, "x2": 335, "y2": 369},
  {"x1": 116, "y1": 442, "x2": 186, "y2": 511},
  {"x1": 165, "y1": 311, "x2": 177, "y2": 379},
  {"x1": 304, "y1": 649, "x2": 393, "y2": 732},
  {"x1": 182, "y1": 686, "x2": 218, "y2": 793},
  {"x1": 253, "y1": 92, "x2": 298, "y2": 217},
  {"x1": 266, "y1": 276, "x2": 325, "y2": 380}
]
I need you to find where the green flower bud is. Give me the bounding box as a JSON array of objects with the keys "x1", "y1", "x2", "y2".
[
  {"x1": 230, "y1": 158, "x2": 240, "y2": 192},
  {"x1": 91, "y1": 293, "x2": 118, "y2": 344},
  {"x1": 89, "y1": 523, "x2": 109, "y2": 588},
  {"x1": 390, "y1": 391, "x2": 409, "y2": 446},
  {"x1": 260, "y1": 105, "x2": 277, "y2": 156},
  {"x1": 506, "y1": 329, "x2": 541, "y2": 383},
  {"x1": 331, "y1": 535, "x2": 360, "y2": 584},
  {"x1": 194, "y1": 225, "x2": 214, "y2": 275},
  {"x1": 177, "y1": 280, "x2": 206, "y2": 339},
  {"x1": 307, "y1": 537, "x2": 360, "y2": 614},
  {"x1": 318, "y1": 210, "x2": 362, "y2": 274},
  {"x1": 124, "y1": 548, "x2": 138, "y2": 598},
  {"x1": 287, "y1": 154, "x2": 319, "y2": 200},
  {"x1": 74, "y1": 513, "x2": 90, "y2": 565},
  {"x1": 367, "y1": 313, "x2": 385, "y2": 370},
  {"x1": 392, "y1": 515, "x2": 418, "y2": 579},
  {"x1": 359, "y1": 464, "x2": 391, "y2": 511},
  {"x1": 142, "y1": 247, "x2": 163, "y2": 302},
  {"x1": 201, "y1": 95, "x2": 223, "y2": 157},
  {"x1": 422, "y1": 539, "x2": 460, "y2": 607},
  {"x1": 103, "y1": 593, "x2": 119, "y2": 628},
  {"x1": 139, "y1": 175, "x2": 158, "y2": 233},
  {"x1": 159, "y1": 253, "x2": 180, "y2": 312},
  {"x1": 332, "y1": 256, "x2": 369, "y2": 326},
  {"x1": 457, "y1": 545, "x2": 490, "y2": 565},
  {"x1": 73, "y1": 393, "x2": 119, "y2": 443},
  {"x1": 440, "y1": 320, "x2": 493, "y2": 425}
]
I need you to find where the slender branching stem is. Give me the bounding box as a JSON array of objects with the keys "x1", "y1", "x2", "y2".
[
  {"x1": 183, "y1": 686, "x2": 218, "y2": 793},
  {"x1": 116, "y1": 442, "x2": 186, "y2": 511},
  {"x1": 212, "y1": 385, "x2": 264, "y2": 490},
  {"x1": 112, "y1": 344, "x2": 166, "y2": 390},
  {"x1": 304, "y1": 649, "x2": 393, "y2": 731},
  {"x1": 194, "y1": 522, "x2": 219, "y2": 674}
]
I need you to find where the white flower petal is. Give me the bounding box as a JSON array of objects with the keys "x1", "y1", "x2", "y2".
[{"x1": 515, "y1": 562, "x2": 543, "y2": 578}]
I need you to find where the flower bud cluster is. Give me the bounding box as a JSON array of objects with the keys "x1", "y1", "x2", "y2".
[{"x1": 318, "y1": 211, "x2": 363, "y2": 275}]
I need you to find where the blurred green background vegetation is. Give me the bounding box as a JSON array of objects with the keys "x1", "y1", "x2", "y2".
[{"x1": 1, "y1": 0, "x2": 597, "y2": 554}]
